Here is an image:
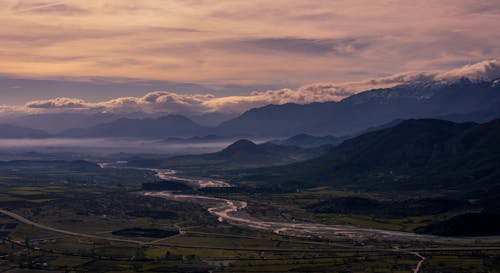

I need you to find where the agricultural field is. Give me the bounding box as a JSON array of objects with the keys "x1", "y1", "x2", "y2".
[{"x1": 0, "y1": 161, "x2": 499, "y2": 272}]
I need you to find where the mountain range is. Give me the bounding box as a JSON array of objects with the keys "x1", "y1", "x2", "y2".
[
  {"x1": 0, "y1": 78, "x2": 499, "y2": 139},
  {"x1": 236, "y1": 118, "x2": 500, "y2": 196},
  {"x1": 60, "y1": 115, "x2": 206, "y2": 138},
  {"x1": 0, "y1": 124, "x2": 50, "y2": 138},
  {"x1": 217, "y1": 78, "x2": 500, "y2": 136},
  {"x1": 269, "y1": 134, "x2": 345, "y2": 148}
]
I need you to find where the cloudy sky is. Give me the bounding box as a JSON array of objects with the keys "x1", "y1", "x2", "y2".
[{"x1": 0, "y1": 0, "x2": 499, "y2": 115}]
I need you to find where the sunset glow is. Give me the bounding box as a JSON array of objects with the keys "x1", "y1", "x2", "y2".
[{"x1": 1, "y1": 0, "x2": 499, "y2": 86}]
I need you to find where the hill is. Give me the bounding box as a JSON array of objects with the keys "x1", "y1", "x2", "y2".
[
  {"x1": 129, "y1": 139, "x2": 332, "y2": 170},
  {"x1": 0, "y1": 124, "x2": 50, "y2": 138},
  {"x1": 61, "y1": 115, "x2": 205, "y2": 138},
  {"x1": 236, "y1": 118, "x2": 500, "y2": 195},
  {"x1": 270, "y1": 134, "x2": 345, "y2": 148},
  {"x1": 0, "y1": 113, "x2": 119, "y2": 134}
]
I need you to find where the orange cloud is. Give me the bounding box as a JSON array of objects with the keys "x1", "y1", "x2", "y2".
[
  {"x1": 1, "y1": 59, "x2": 497, "y2": 117},
  {"x1": 0, "y1": 0, "x2": 499, "y2": 86}
]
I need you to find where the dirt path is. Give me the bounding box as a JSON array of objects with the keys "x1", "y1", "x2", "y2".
[{"x1": 409, "y1": 252, "x2": 426, "y2": 273}]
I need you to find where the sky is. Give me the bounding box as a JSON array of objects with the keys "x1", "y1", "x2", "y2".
[{"x1": 0, "y1": 0, "x2": 499, "y2": 115}]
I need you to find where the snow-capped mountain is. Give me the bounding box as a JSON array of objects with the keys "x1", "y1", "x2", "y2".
[{"x1": 217, "y1": 76, "x2": 500, "y2": 137}]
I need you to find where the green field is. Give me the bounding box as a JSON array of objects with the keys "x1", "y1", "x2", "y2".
[{"x1": 0, "y1": 161, "x2": 499, "y2": 272}]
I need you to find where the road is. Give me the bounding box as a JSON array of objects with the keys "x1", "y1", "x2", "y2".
[
  {"x1": 139, "y1": 167, "x2": 500, "y2": 273},
  {"x1": 409, "y1": 252, "x2": 426, "y2": 273},
  {"x1": 4, "y1": 205, "x2": 500, "y2": 273},
  {"x1": 0, "y1": 208, "x2": 146, "y2": 245},
  {"x1": 2, "y1": 164, "x2": 498, "y2": 272},
  {"x1": 3, "y1": 207, "x2": 500, "y2": 253}
]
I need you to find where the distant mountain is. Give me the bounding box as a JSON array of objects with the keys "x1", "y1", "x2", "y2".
[
  {"x1": 0, "y1": 112, "x2": 178, "y2": 134},
  {"x1": 217, "y1": 79, "x2": 500, "y2": 137},
  {"x1": 163, "y1": 134, "x2": 232, "y2": 143},
  {"x1": 270, "y1": 134, "x2": 345, "y2": 148},
  {"x1": 217, "y1": 102, "x2": 336, "y2": 137},
  {"x1": 4, "y1": 78, "x2": 499, "y2": 139},
  {"x1": 61, "y1": 115, "x2": 205, "y2": 138},
  {"x1": 238, "y1": 118, "x2": 500, "y2": 195},
  {"x1": 214, "y1": 139, "x2": 314, "y2": 164},
  {"x1": 0, "y1": 113, "x2": 119, "y2": 133},
  {"x1": 268, "y1": 120, "x2": 405, "y2": 148},
  {"x1": 129, "y1": 139, "x2": 332, "y2": 169},
  {"x1": 188, "y1": 112, "x2": 239, "y2": 126},
  {"x1": 435, "y1": 105, "x2": 500, "y2": 124},
  {"x1": 0, "y1": 124, "x2": 50, "y2": 138}
]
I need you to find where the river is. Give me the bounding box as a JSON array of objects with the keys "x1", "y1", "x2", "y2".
[{"x1": 139, "y1": 167, "x2": 500, "y2": 244}]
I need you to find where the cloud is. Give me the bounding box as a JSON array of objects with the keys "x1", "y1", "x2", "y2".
[
  {"x1": 461, "y1": 1, "x2": 500, "y2": 15},
  {"x1": 26, "y1": 97, "x2": 93, "y2": 109},
  {"x1": 234, "y1": 37, "x2": 368, "y2": 56},
  {"x1": 1, "y1": 59, "x2": 499, "y2": 117},
  {"x1": 436, "y1": 59, "x2": 500, "y2": 81},
  {"x1": 0, "y1": 105, "x2": 25, "y2": 116},
  {"x1": 22, "y1": 91, "x2": 215, "y2": 114},
  {"x1": 205, "y1": 59, "x2": 500, "y2": 112},
  {"x1": 1, "y1": 1, "x2": 499, "y2": 86},
  {"x1": 101, "y1": 91, "x2": 215, "y2": 113},
  {"x1": 12, "y1": 1, "x2": 89, "y2": 15}
]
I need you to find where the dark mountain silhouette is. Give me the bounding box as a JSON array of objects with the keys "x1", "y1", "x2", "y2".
[
  {"x1": 239, "y1": 118, "x2": 500, "y2": 194},
  {"x1": 214, "y1": 139, "x2": 331, "y2": 164},
  {"x1": 61, "y1": 115, "x2": 205, "y2": 138},
  {"x1": 0, "y1": 112, "x2": 175, "y2": 134},
  {"x1": 217, "y1": 102, "x2": 337, "y2": 136},
  {"x1": 130, "y1": 139, "x2": 332, "y2": 169},
  {"x1": 0, "y1": 124, "x2": 50, "y2": 138},
  {"x1": 0, "y1": 113, "x2": 119, "y2": 134},
  {"x1": 188, "y1": 112, "x2": 239, "y2": 126},
  {"x1": 217, "y1": 79, "x2": 500, "y2": 136},
  {"x1": 270, "y1": 134, "x2": 345, "y2": 148},
  {"x1": 217, "y1": 139, "x2": 260, "y2": 159}
]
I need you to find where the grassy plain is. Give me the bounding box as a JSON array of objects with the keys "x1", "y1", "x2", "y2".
[{"x1": 0, "y1": 162, "x2": 499, "y2": 272}]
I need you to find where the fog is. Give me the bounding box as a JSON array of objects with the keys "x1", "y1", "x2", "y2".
[{"x1": 0, "y1": 138, "x2": 247, "y2": 157}]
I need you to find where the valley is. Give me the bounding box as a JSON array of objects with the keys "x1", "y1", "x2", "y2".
[
  {"x1": 0, "y1": 142, "x2": 500, "y2": 272},
  {"x1": 2, "y1": 3, "x2": 500, "y2": 272},
  {"x1": 0, "y1": 65, "x2": 499, "y2": 273}
]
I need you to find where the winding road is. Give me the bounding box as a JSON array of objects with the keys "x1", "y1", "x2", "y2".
[
  {"x1": 0, "y1": 208, "x2": 147, "y2": 245},
  {"x1": 410, "y1": 252, "x2": 426, "y2": 273}
]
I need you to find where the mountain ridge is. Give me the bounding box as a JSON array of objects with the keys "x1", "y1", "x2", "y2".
[
  {"x1": 0, "y1": 124, "x2": 50, "y2": 138},
  {"x1": 235, "y1": 118, "x2": 500, "y2": 195},
  {"x1": 0, "y1": 78, "x2": 499, "y2": 139},
  {"x1": 217, "y1": 79, "x2": 500, "y2": 137},
  {"x1": 61, "y1": 114, "x2": 206, "y2": 138},
  {"x1": 129, "y1": 139, "x2": 333, "y2": 169}
]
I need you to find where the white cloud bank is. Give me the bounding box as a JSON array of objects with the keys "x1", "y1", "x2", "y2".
[{"x1": 1, "y1": 59, "x2": 499, "y2": 117}]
